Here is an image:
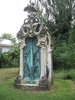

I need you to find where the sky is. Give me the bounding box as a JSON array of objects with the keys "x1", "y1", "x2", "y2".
[{"x1": 0, "y1": 0, "x2": 32, "y2": 37}]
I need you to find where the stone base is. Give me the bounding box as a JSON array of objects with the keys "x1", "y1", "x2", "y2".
[{"x1": 14, "y1": 76, "x2": 52, "y2": 91}]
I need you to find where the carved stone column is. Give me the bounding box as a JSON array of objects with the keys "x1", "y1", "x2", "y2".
[
  {"x1": 40, "y1": 43, "x2": 47, "y2": 78},
  {"x1": 19, "y1": 39, "x2": 26, "y2": 79},
  {"x1": 19, "y1": 47, "x2": 23, "y2": 79},
  {"x1": 47, "y1": 46, "x2": 53, "y2": 82}
]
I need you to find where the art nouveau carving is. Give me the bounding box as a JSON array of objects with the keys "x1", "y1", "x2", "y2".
[{"x1": 15, "y1": 1, "x2": 53, "y2": 90}]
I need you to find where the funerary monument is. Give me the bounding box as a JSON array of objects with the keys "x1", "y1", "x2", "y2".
[{"x1": 15, "y1": 1, "x2": 53, "y2": 90}]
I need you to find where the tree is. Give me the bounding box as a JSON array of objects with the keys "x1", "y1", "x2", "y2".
[
  {"x1": 35, "y1": 0, "x2": 75, "y2": 41},
  {"x1": 33, "y1": 0, "x2": 75, "y2": 69}
]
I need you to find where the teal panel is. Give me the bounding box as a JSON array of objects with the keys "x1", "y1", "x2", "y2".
[{"x1": 23, "y1": 37, "x2": 40, "y2": 83}]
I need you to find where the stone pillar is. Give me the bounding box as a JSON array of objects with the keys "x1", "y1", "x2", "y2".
[
  {"x1": 40, "y1": 43, "x2": 46, "y2": 78},
  {"x1": 47, "y1": 46, "x2": 53, "y2": 82},
  {"x1": 19, "y1": 46, "x2": 23, "y2": 79}
]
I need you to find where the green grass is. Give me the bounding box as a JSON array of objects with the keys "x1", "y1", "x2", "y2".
[
  {"x1": 0, "y1": 68, "x2": 75, "y2": 100},
  {"x1": 54, "y1": 69, "x2": 75, "y2": 80}
]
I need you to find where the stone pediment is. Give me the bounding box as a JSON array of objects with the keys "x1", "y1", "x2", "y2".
[
  {"x1": 17, "y1": 24, "x2": 47, "y2": 38},
  {"x1": 17, "y1": 1, "x2": 49, "y2": 40}
]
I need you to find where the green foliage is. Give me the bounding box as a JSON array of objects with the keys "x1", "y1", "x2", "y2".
[
  {"x1": 53, "y1": 41, "x2": 75, "y2": 69},
  {"x1": 0, "y1": 52, "x2": 9, "y2": 67},
  {"x1": 69, "y1": 26, "x2": 75, "y2": 43},
  {"x1": 53, "y1": 25, "x2": 75, "y2": 69},
  {"x1": 36, "y1": 0, "x2": 75, "y2": 40},
  {"x1": 54, "y1": 69, "x2": 75, "y2": 81},
  {"x1": 0, "y1": 33, "x2": 19, "y2": 68},
  {"x1": 0, "y1": 44, "x2": 20, "y2": 68},
  {"x1": 8, "y1": 44, "x2": 20, "y2": 67}
]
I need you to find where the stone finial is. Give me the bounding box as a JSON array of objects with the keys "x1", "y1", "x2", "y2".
[{"x1": 24, "y1": 1, "x2": 37, "y2": 13}]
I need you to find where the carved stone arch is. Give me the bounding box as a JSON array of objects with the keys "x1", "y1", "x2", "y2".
[{"x1": 46, "y1": 32, "x2": 52, "y2": 46}]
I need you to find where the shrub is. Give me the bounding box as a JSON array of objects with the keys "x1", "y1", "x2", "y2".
[
  {"x1": 0, "y1": 44, "x2": 20, "y2": 68},
  {"x1": 53, "y1": 42, "x2": 75, "y2": 69},
  {"x1": 54, "y1": 69, "x2": 75, "y2": 81}
]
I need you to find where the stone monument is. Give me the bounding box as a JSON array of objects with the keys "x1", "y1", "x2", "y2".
[{"x1": 15, "y1": 1, "x2": 53, "y2": 90}]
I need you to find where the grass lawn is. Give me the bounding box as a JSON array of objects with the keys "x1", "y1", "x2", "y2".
[{"x1": 0, "y1": 68, "x2": 75, "y2": 100}]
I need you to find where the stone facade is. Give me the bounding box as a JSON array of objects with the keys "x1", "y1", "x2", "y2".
[{"x1": 15, "y1": 1, "x2": 53, "y2": 90}]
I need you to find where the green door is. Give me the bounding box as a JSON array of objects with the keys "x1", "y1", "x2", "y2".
[{"x1": 23, "y1": 37, "x2": 40, "y2": 83}]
